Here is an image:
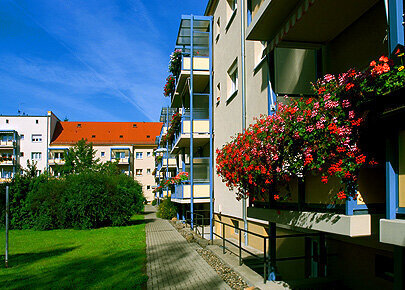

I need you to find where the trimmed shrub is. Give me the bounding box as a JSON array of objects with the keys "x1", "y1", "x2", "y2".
[
  {"x1": 1, "y1": 170, "x2": 144, "y2": 230},
  {"x1": 151, "y1": 199, "x2": 157, "y2": 206},
  {"x1": 156, "y1": 198, "x2": 177, "y2": 219}
]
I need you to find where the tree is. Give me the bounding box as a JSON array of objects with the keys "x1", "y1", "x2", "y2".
[{"x1": 60, "y1": 139, "x2": 100, "y2": 175}]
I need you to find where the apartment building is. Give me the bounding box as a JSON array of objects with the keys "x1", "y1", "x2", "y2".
[
  {"x1": 201, "y1": 0, "x2": 405, "y2": 289},
  {"x1": 49, "y1": 121, "x2": 162, "y2": 202},
  {"x1": 0, "y1": 111, "x2": 60, "y2": 181}
]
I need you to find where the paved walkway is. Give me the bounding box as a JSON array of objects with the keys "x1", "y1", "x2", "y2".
[{"x1": 145, "y1": 205, "x2": 230, "y2": 290}]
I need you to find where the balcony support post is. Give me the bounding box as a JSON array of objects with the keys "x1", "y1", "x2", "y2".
[
  {"x1": 386, "y1": 135, "x2": 398, "y2": 220},
  {"x1": 387, "y1": 0, "x2": 404, "y2": 54},
  {"x1": 190, "y1": 15, "x2": 194, "y2": 230},
  {"x1": 268, "y1": 222, "x2": 277, "y2": 281}
]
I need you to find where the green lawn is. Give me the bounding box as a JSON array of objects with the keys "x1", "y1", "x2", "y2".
[{"x1": 0, "y1": 215, "x2": 147, "y2": 289}]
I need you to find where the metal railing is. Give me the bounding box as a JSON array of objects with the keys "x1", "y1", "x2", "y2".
[
  {"x1": 213, "y1": 218, "x2": 270, "y2": 284},
  {"x1": 213, "y1": 217, "x2": 323, "y2": 284},
  {"x1": 185, "y1": 210, "x2": 210, "y2": 238}
]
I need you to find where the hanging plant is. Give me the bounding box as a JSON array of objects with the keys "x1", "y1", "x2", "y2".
[
  {"x1": 216, "y1": 49, "x2": 405, "y2": 202},
  {"x1": 163, "y1": 75, "x2": 176, "y2": 97},
  {"x1": 169, "y1": 49, "x2": 182, "y2": 77}
]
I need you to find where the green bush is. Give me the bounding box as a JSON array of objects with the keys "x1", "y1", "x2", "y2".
[
  {"x1": 156, "y1": 198, "x2": 177, "y2": 219},
  {"x1": 0, "y1": 170, "x2": 144, "y2": 230},
  {"x1": 151, "y1": 199, "x2": 157, "y2": 206}
]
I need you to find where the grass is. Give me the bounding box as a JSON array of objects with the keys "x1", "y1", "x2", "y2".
[{"x1": 0, "y1": 214, "x2": 147, "y2": 289}]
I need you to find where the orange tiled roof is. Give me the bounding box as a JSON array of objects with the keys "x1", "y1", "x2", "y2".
[{"x1": 51, "y1": 121, "x2": 163, "y2": 145}]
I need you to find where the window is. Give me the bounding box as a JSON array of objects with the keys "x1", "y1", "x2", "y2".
[
  {"x1": 216, "y1": 17, "x2": 221, "y2": 42},
  {"x1": 147, "y1": 152, "x2": 151, "y2": 157},
  {"x1": 31, "y1": 134, "x2": 42, "y2": 143},
  {"x1": 146, "y1": 135, "x2": 150, "y2": 138},
  {"x1": 119, "y1": 135, "x2": 123, "y2": 138},
  {"x1": 255, "y1": 41, "x2": 266, "y2": 67},
  {"x1": 20, "y1": 134, "x2": 24, "y2": 140},
  {"x1": 55, "y1": 152, "x2": 64, "y2": 159},
  {"x1": 91, "y1": 135, "x2": 96, "y2": 138},
  {"x1": 232, "y1": 220, "x2": 239, "y2": 234},
  {"x1": 273, "y1": 47, "x2": 319, "y2": 95},
  {"x1": 133, "y1": 124, "x2": 137, "y2": 128},
  {"x1": 147, "y1": 168, "x2": 151, "y2": 174},
  {"x1": 226, "y1": 0, "x2": 237, "y2": 30},
  {"x1": 136, "y1": 169, "x2": 143, "y2": 176},
  {"x1": 2, "y1": 135, "x2": 12, "y2": 142},
  {"x1": 216, "y1": 83, "x2": 221, "y2": 103},
  {"x1": 136, "y1": 152, "x2": 143, "y2": 160},
  {"x1": 228, "y1": 60, "x2": 238, "y2": 100},
  {"x1": 31, "y1": 152, "x2": 42, "y2": 160},
  {"x1": 77, "y1": 124, "x2": 81, "y2": 128},
  {"x1": 35, "y1": 119, "x2": 39, "y2": 124},
  {"x1": 6, "y1": 119, "x2": 9, "y2": 124},
  {"x1": 20, "y1": 152, "x2": 24, "y2": 157},
  {"x1": 228, "y1": 0, "x2": 237, "y2": 11},
  {"x1": 147, "y1": 185, "x2": 151, "y2": 190},
  {"x1": 101, "y1": 152, "x2": 105, "y2": 157}
]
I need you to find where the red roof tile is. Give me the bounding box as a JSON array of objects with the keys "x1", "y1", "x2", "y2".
[{"x1": 51, "y1": 122, "x2": 163, "y2": 145}]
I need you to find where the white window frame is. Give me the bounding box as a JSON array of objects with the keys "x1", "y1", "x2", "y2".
[
  {"x1": 228, "y1": 60, "x2": 238, "y2": 100},
  {"x1": 147, "y1": 152, "x2": 151, "y2": 158},
  {"x1": 31, "y1": 134, "x2": 42, "y2": 143},
  {"x1": 136, "y1": 152, "x2": 143, "y2": 160},
  {"x1": 136, "y1": 169, "x2": 143, "y2": 176},
  {"x1": 146, "y1": 168, "x2": 151, "y2": 174},
  {"x1": 31, "y1": 152, "x2": 42, "y2": 160}
]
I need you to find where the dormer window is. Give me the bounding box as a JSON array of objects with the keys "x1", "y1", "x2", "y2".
[
  {"x1": 119, "y1": 135, "x2": 123, "y2": 138},
  {"x1": 77, "y1": 124, "x2": 81, "y2": 128},
  {"x1": 133, "y1": 124, "x2": 137, "y2": 128},
  {"x1": 92, "y1": 135, "x2": 95, "y2": 138}
]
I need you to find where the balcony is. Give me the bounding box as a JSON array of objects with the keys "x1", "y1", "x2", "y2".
[
  {"x1": 247, "y1": 168, "x2": 386, "y2": 237},
  {"x1": 157, "y1": 155, "x2": 177, "y2": 172},
  {"x1": 171, "y1": 182, "x2": 210, "y2": 204},
  {"x1": 111, "y1": 148, "x2": 131, "y2": 165},
  {"x1": 171, "y1": 109, "x2": 210, "y2": 154},
  {"x1": 172, "y1": 55, "x2": 210, "y2": 107},
  {"x1": 246, "y1": 0, "x2": 379, "y2": 44}
]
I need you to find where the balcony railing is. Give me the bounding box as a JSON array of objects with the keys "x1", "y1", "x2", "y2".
[
  {"x1": 171, "y1": 114, "x2": 210, "y2": 150},
  {"x1": 0, "y1": 141, "x2": 15, "y2": 147},
  {"x1": 48, "y1": 158, "x2": 66, "y2": 165},
  {"x1": 172, "y1": 182, "x2": 210, "y2": 200}
]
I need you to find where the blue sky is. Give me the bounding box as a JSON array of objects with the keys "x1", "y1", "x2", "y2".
[{"x1": 0, "y1": 0, "x2": 207, "y2": 121}]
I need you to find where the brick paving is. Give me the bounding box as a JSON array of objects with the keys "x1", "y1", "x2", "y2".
[{"x1": 145, "y1": 205, "x2": 230, "y2": 290}]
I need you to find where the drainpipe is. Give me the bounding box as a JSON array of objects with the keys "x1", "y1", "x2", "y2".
[
  {"x1": 240, "y1": 0, "x2": 248, "y2": 246},
  {"x1": 209, "y1": 16, "x2": 214, "y2": 241}
]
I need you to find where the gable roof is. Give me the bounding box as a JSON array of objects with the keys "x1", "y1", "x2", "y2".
[{"x1": 51, "y1": 121, "x2": 163, "y2": 146}]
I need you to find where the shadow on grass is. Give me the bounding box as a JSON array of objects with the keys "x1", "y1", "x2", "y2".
[
  {"x1": 1, "y1": 248, "x2": 147, "y2": 289},
  {"x1": 1, "y1": 247, "x2": 78, "y2": 269}
]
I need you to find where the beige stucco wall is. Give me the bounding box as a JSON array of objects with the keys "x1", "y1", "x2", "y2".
[
  {"x1": 210, "y1": 0, "x2": 269, "y2": 220},
  {"x1": 133, "y1": 145, "x2": 156, "y2": 202}
]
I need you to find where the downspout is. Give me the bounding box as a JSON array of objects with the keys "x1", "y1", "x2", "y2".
[
  {"x1": 209, "y1": 16, "x2": 214, "y2": 241},
  {"x1": 190, "y1": 15, "x2": 194, "y2": 230},
  {"x1": 240, "y1": 0, "x2": 248, "y2": 246}
]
